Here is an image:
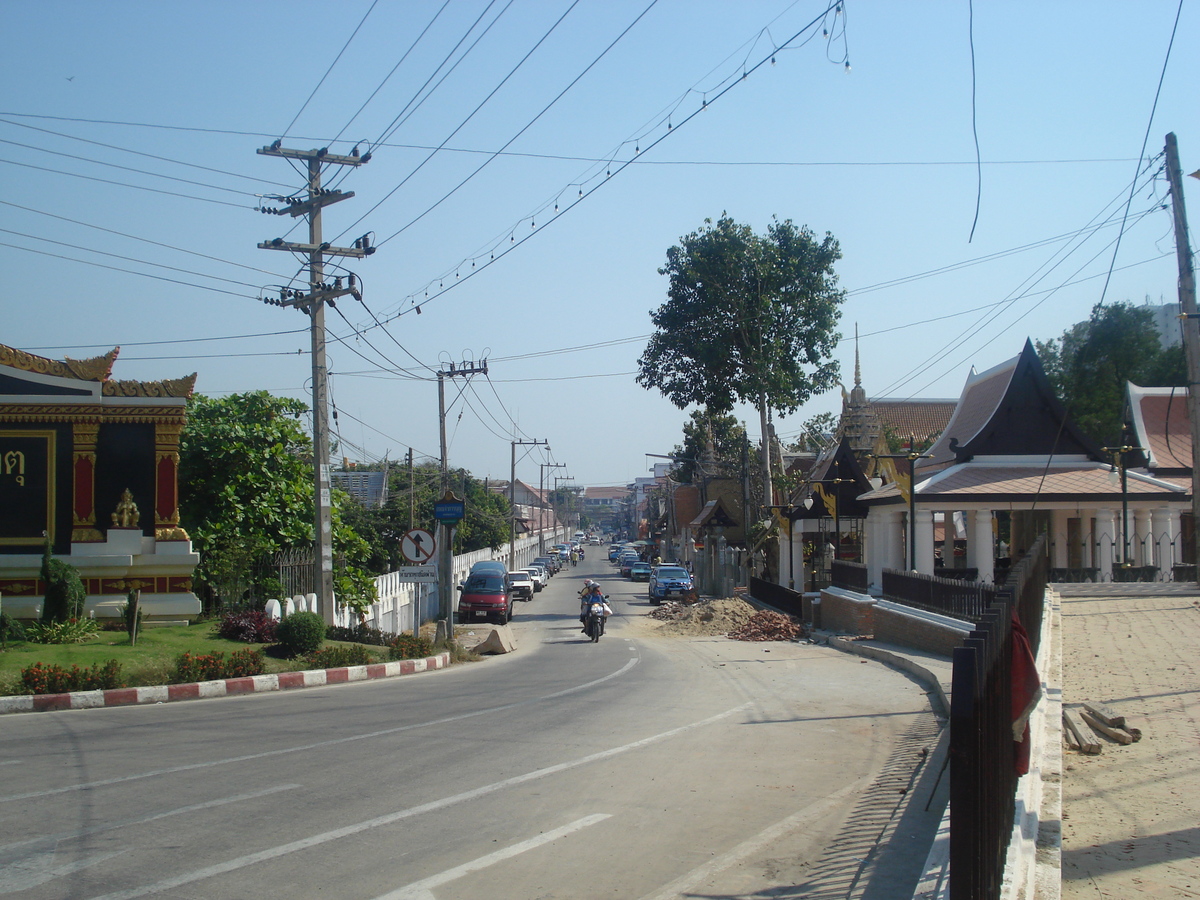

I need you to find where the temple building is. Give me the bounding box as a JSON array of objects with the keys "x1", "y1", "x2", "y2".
[
  {"x1": 858, "y1": 341, "x2": 1192, "y2": 588},
  {"x1": 0, "y1": 343, "x2": 200, "y2": 620}
]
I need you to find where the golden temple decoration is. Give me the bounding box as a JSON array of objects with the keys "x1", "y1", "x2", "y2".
[
  {"x1": 102, "y1": 374, "x2": 197, "y2": 399},
  {"x1": 155, "y1": 526, "x2": 191, "y2": 542},
  {"x1": 72, "y1": 527, "x2": 105, "y2": 543},
  {"x1": 111, "y1": 488, "x2": 140, "y2": 528},
  {"x1": 0, "y1": 343, "x2": 118, "y2": 381}
]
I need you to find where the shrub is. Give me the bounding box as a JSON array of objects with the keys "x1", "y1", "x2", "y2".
[
  {"x1": 0, "y1": 610, "x2": 24, "y2": 646},
  {"x1": 21, "y1": 660, "x2": 124, "y2": 694},
  {"x1": 24, "y1": 618, "x2": 101, "y2": 644},
  {"x1": 173, "y1": 649, "x2": 265, "y2": 683},
  {"x1": 325, "y1": 623, "x2": 394, "y2": 647},
  {"x1": 215, "y1": 609, "x2": 277, "y2": 644},
  {"x1": 275, "y1": 611, "x2": 325, "y2": 658},
  {"x1": 388, "y1": 632, "x2": 432, "y2": 660},
  {"x1": 306, "y1": 644, "x2": 374, "y2": 668},
  {"x1": 40, "y1": 538, "x2": 86, "y2": 623}
]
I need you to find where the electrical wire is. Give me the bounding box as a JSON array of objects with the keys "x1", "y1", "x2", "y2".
[
  {"x1": 966, "y1": 0, "x2": 981, "y2": 242},
  {"x1": 1097, "y1": 0, "x2": 1184, "y2": 306},
  {"x1": 279, "y1": 0, "x2": 380, "y2": 141},
  {"x1": 0, "y1": 155, "x2": 251, "y2": 208}
]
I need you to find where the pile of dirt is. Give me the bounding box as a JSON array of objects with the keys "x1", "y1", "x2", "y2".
[
  {"x1": 648, "y1": 597, "x2": 758, "y2": 637},
  {"x1": 727, "y1": 610, "x2": 807, "y2": 642}
]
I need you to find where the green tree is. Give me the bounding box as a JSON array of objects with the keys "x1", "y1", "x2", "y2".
[
  {"x1": 180, "y1": 392, "x2": 313, "y2": 607},
  {"x1": 1036, "y1": 301, "x2": 1186, "y2": 446},
  {"x1": 638, "y1": 214, "x2": 845, "y2": 506},
  {"x1": 671, "y1": 408, "x2": 750, "y2": 483}
]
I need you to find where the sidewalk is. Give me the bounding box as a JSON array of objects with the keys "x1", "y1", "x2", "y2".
[{"x1": 1055, "y1": 582, "x2": 1200, "y2": 898}]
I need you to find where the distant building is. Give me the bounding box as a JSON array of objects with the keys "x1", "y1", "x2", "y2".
[{"x1": 331, "y1": 469, "x2": 388, "y2": 508}]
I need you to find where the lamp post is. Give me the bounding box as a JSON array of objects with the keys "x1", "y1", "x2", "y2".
[
  {"x1": 874, "y1": 437, "x2": 932, "y2": 572},
  {"x1": 769, "y1": 499, "x2": 813, "y2": 591},
  {"x1": 1103, "y1": 443, "x2": 1144, "y2": 569}
]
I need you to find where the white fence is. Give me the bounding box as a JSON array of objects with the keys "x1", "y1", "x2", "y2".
[{"x1": 264, "y1": 528, "x2": 568, "y2": 633}]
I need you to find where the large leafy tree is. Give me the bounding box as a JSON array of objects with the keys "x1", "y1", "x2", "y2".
[
  {"x1": 638, "y1": 214, "x2": 845, "y2": 507},
  {"x1": 1036, "y1": 301, "x2": 1186, "y2": 446},
  {"x1": 179, "y1": 391, "x2": 375, "y2": 613},
  {"x1": 671, "y1": 408, "x2": 750, "y2": 483}
]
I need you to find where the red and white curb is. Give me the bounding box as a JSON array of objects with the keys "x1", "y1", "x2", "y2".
[{"x1": 0, "y1": 652, "x2": 451, "y2": 715}]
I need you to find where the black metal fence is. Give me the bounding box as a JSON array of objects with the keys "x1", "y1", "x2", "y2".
[
  {"x1": 748, "y1": 576, "x2": 804, "y2": 620},
  {"x1": 949, "y1": 534, "x2": 1048, "y2": 900},
  {"x1": 881, "y1": 568, "x2": 997, "y2": 623},
  {"x1": 830, "y1": 559, "x2": 869, "y2": 593}
]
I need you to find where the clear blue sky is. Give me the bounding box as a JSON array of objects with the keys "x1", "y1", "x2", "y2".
[{"x1": 3, "y1": 1, "x2": 1197, "y2": 490}]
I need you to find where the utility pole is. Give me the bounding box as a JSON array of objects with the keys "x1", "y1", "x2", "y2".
[
  {"x1": 407, "y1": 448, "x2": 415, "y2": 531},
  {"x1": 539, "y1": 462, "x2": 566, "y2": 554},
  {"x1": 510, "y1": 439, "x2": 548, "y2": 569},
  {"x1": 436, "y1": 359, "x2": 488, "y2": 622},
  {"x1": 257, "y1": 141, "x2": 371, "y2": 626},
  {"x1": 1165, "y1": 132, "x2": 1200, "y2": 578}
]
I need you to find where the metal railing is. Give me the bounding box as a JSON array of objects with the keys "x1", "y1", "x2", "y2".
[
  {"x1": 881, "y1": 568, "x2": 997, "y2": 623},
  {"x1": 748, "y1": 576, "x2": 804, "y2": 620},
  {"x1": 949, "y1": 535, "x2": 1048, "y2": 900},
  {"x1": 829, "y1": 559, "x2": 868, "y2": 593}
]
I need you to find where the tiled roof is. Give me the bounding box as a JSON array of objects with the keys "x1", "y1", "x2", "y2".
[
  {"x1": 919, "y1": 462, "x2": 1186, "y2": 499},
  {"x1": 921, "y1": 354, "x2": 1018, "y2": 467},
  {"x1": 1127, "y1": 384, "x2": 1192, "y2": 471},
  {"x1": 584, "y1": 486, "x2": 630, "y2": 500},
  {"x1": 870, "y1": 400, "x2": 957, "y2": 444}
]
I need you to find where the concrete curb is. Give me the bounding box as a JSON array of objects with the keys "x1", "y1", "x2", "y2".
[
  {"x1": 0, "y1": 651, "x2": 452, "y2": 715},
  {"x1": 825, "y1": 633, "x2": 951, "y2": 719}
]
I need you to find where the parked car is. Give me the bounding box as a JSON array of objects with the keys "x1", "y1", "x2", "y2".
[
  {"x1": 523, "y1": 565, "x2": 547, "y2": 591},
  {"x1": 648, "y1": 565, "x2": 695, "y2": 604},
  {"x1": 508, "y1": 570, "x2": 535, "y2": 602},
  {"x1": 620, "y1": 555, "x2": 639, "y2": 577},
  {"x1": 457, "y1": 561, "x2": 511, "y2": 623},
  {"x1": 608, "y1": 545, "x2": 622, "y2": 561},
  {"x1": 630, "y1": 561, "x2": 652, "y2": 581},
  {"x1": 534, "y1": 555, "x2": 560, "y2": 575}
]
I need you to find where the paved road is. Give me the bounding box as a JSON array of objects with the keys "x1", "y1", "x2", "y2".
[{"x1": 0, "y1": 556, "x2": 945, "y2": 899}]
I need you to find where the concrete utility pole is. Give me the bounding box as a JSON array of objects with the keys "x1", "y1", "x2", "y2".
[
  {"x1": 257, "y1": 142, "x2": 370, "y2": 625},
  {"x1": 437, "y1": 360, "x2": 488, "y2": 622},
  {"x1": 539, "y1": 462, "x2": 566, "y2": 554},
  {"x1": 510, "y1": 439, "x2": 548, "y2": 569},
  {"x1": 1165, "y1": 132, "x2": 1200, "y2": 577}
]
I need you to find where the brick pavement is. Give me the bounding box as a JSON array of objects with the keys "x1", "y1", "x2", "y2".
[{"x1": 1057, "y1": 583, "x2": 1200, "y2": 898}]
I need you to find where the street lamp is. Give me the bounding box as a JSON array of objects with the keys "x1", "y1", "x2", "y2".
[
  {"x1": 1103, "y1": 443, "x2": 1145, "y2": 570},
  {"x1": 874, "y1": 436, "x2": 933, "y2": 572}
]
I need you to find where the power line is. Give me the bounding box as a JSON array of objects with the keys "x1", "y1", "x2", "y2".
[
  {"x1": 0, "y1": 117, "x2": 292, "y2": 189},
  {"x1": 0, "y1": 155, "x2": 251, "y2": 209},
  {"x1": 22, "y1": 328, "x2": 309, "y2": 352}
]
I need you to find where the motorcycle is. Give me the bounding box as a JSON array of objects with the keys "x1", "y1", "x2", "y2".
[{"x1": 584, "y1": 597, "x2": 609, "y2": 642}]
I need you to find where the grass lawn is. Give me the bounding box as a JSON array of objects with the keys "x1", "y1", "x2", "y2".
[{"x1": 0, "y1": 622, "x2": 393, "y2": 696}]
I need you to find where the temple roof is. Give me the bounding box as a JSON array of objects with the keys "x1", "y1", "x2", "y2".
[
  {"x1": 0, "y1": 342, "x2": 196, "y2": 400},
  {"x1": 921, "y1": 340, "x2": 1102, "y2": 468},
  {"x1": 1126, "y1": 383, "x2": 1191, "y2": 474},
  {"x1": 870, "y1": 399, "x2": 956, "y2": 445}
]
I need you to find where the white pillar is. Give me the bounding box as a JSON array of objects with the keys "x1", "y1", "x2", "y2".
[
  {"x1": 1133, "y1": 508, "x2": 1152, "y2": 568},
  {"x1": 1168, "y1": 508, "x2": 1182, "y2": 577},
  {"x1": 1152, "y1": 507, "x2": 1173, "y2": 573},
  {"x1": 884, "y1": 510, "x2": 904, "y2": 572},
  {"x1": 973, "y1": 509, "x2": 994, "y2": 583},
  {"x1": 1096, "y1": 509, "x2": 1115, "y2": 581},
  {"x1": 865, "y1": 509, "x2": 883, "y2": 592},
  {"x1": 915, "y1": 509, "x2": 935, "y2": 575},
  {"x1": 1080, "y1": 510, "x2": 1095, "y2": 568},
  {"x1": 1050, "y1": 509, "x2": 1070, "y2": 569}
]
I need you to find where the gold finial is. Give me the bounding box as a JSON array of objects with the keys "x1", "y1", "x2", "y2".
[{"x1": 111, "y1": 489, "x2": 140, "y2": 528}]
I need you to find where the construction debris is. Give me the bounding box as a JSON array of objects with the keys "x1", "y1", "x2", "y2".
[
  {"x1": 1080, "y1": 709, "x2": 1135, "y2": 745},
  {"x1": 1063, "y1": 708, "x2": 1102, "y2": 754},
  {"x1": 727, "y1": 610, "x2": 808, "y2": 642},
  {"x1": 1081, "y1": 701, "x2": 1125, "y2": 729},
  {"x1": 648, "y1": 597, "x2": 758, "y2": 636}
]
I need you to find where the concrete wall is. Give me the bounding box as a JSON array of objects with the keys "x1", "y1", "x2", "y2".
[{"x1": 820, "y1": 587, "x2": 972, "y2": 656}]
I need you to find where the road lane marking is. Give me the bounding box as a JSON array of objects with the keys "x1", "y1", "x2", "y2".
[
  {"x1": 84, "y1": 704, "x2": 749, "y2": 900},
  {"x1": 0, "y1": 659, "x2": 641, "y2": 804},
  {"x1": 0, "y1": 848, "x2": 125, "y2": 894},
  {"x1": 375, "y1": 815, "x2": 611, "y2": 900},
  {"x1": 635, "y1": 777, "x2": 870, "y2": 900},
  {"x1": 0, "y1": 784, "x2": 300, "y2": 853}
]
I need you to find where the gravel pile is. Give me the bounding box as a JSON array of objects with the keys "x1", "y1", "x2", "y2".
[
  {"x1": 648, "y1": 597, "x2": 758, "y2": 636},
  {"x1": 727, "y1": 610, "x2": 808, "y2": 642}
]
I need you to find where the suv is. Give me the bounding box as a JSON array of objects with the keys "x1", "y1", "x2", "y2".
[
  {"x1": 648, "y1": 565, "x2": 695, "y2": 604},
  {"x1": 457, "y1": 561, "x2": 512, "y2": 624},
  {"x1": 523, "y1": 565, "x2": 547, "y2": 591}
]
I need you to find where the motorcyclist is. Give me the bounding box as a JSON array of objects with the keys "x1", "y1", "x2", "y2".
[{"x1": 580, "y1": 584, "x2": 612, "y2": 636}]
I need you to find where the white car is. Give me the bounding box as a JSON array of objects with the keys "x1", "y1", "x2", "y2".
[
  {"x1": 507, "y1": 571, "x2": 535, "y2": 601},
  {"x1": 522, "y1": 565, "x2": 547, "y2": 591}
]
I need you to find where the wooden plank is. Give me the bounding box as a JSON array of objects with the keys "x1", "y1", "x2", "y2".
[
  {"x1": 1080, "y1": 709, "x2": 1134, "y2": 745},
  {"x1": 1063, "y1": 709, "x2": 1102, "y2": 754},
  {"x1": 1081, "y1": 700, "x2": 1125, "y2": 729}
]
